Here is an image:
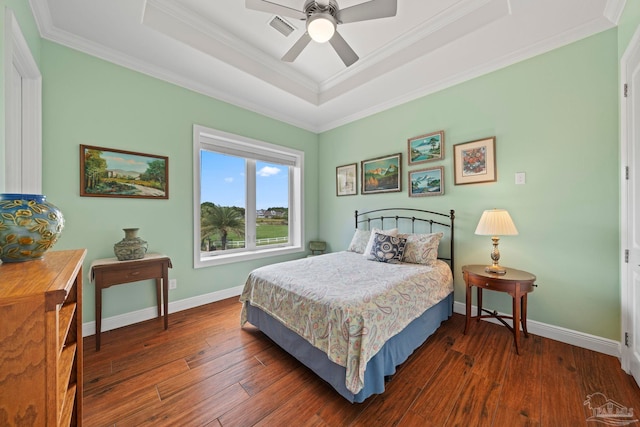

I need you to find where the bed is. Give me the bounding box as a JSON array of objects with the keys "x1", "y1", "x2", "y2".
[{"x1": 240, "y1": 208, "x2": 455, "y2": 403}]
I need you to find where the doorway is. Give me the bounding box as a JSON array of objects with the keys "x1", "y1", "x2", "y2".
[{"x1": 621, "y1": 25, "x2": 640, "y2": 387}]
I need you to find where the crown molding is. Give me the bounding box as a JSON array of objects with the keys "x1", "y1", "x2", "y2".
[
  {"x1": 146, "y1": 0, "x2": 318, "y2": 94},
  {"x1": 143, "y1": 0, "x2": 319, "y2": 105},
  {"x1": 321, "y1": 0, "x2": 507, "y2": 92},
  {"x1": 28, "y1": 0, "x2": 54, "y2": 36},
  {"x1": 27, "y1": 0, "x2": 619, "y2": 134},
  {"x1": 36, "y1": 24, "x2": 319, "y2": 132},
  {"x1": 318, "y1": 0, "x2": 509, "y2": 105},
  {"x1": 604, "y1": 0, "x2": 626, "y2": 24},
  {"x1": 317, "y1": 14, "x2": 616, "y2": 132}
]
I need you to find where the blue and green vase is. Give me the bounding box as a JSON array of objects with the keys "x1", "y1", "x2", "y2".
[{"x1": 0, "y1": 193, "x2": 65, "y2": 263}]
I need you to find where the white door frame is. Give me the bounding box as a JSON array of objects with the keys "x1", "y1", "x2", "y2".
[
  {"x1": 3, "y1": 7, "x2": 42, "y2": 194},
  {"x1": 620, "y1": 24, "x2": 640, "y2": 383}
]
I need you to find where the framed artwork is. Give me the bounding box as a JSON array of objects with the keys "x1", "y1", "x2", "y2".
[
  {"x1": 361, "y1": 153, "x2": 402, "y2": 194},
  {"x1": 453, "y1": 137, "x2": 496, "y2": 185},
  {"x1": 336, "y1": 163, "x2": 357, "y2": 196},
  {"x1": 408, "y1": 130, "x2": 444, "y2": 165},
  {"x1": 409, "y1": 166, "x2": 444, "y2": 197},
  {"x1": 80, "y1": 144, "x2": 169, "y2": 199}
]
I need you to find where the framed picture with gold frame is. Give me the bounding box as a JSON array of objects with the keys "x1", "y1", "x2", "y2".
[
  {"x1": 361, "y1": 153, "x2": 402, "y2": 194},
  {"x1": 80, "y1": 145, "x2": 169, "y2": 199},
  {"x1": 453, "y1": 137, "x2": 496, "y2": 185},
  {"x1": 409, "y1": 166, "x2": 444, "y2": 197},
  {"x1": 408, "y1": 130, "x2": 444, "y2": 165}
]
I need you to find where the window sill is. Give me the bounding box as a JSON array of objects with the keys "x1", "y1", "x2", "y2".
[{"x1": 195, "y1": 245, "x2": 304, "y2": 268}]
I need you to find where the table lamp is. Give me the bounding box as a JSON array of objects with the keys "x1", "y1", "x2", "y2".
[{"x1": 474, "y1": 209, "x2": 518, "y2": 274}]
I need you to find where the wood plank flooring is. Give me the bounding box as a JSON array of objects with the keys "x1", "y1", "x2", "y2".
[{"x1": 83, "y1": 297, "x2": 640, "y2": 426}]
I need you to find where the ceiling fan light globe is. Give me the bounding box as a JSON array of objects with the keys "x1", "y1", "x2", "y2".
[{"x1": 307, "y1": 13, "x2": 336, "y2": 43}]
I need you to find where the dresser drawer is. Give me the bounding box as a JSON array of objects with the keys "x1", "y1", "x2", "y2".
[
  {"x1": 96, "y1": 263, "x2": 162, "y2": 286},
  {"x1": 465, "y1": 272, "x2": 534, "y2": 293},
  {"x1": 471, "y1": 278, "x2": 512, "y2": 292}
]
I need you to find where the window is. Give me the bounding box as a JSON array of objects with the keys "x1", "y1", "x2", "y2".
[{"x1": 193, "y1": 125, "x2": 304, "y2": 267}]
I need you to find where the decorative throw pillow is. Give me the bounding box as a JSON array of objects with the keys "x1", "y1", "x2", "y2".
[
  {"x1": 369, "y1": 233, "x2": 407, "y2": 263},
  {"x1": 347, "y1": 229, "x2": 371, "y2": 253},
  {"x1": 363, "y1": 227, "x2": 398, "y2": 259},
  {"x1": 398, "y1": 232, "x2": 444, "y2": 265}
]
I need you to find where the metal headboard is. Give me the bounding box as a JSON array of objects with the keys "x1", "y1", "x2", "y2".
[{"x1": 355, "y1": 208, "x2": 455, "y2": 272}]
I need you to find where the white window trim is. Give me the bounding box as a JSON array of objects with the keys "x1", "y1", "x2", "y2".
[{"x1": 193, "y1": 124, "x2": 304, "y2": 268}]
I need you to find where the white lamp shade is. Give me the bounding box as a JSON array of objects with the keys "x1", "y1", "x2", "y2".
[
  {"x1": 307, "y1": 14, "x2": 336, "y2": 43},
  {"x1": 475, "y1": 209, "x2": 519, "y2": 236}
]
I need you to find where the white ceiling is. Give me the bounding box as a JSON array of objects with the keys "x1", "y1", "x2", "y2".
[{"x1": 29, "y1": 0, "x2": 623, "y2": 132}]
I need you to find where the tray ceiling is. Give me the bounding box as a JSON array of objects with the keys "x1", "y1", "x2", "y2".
[{"x1": 29, "y1": 0, "x2": 623, "y2": 132}]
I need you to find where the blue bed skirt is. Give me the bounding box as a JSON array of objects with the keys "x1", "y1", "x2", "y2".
[{"x1": 244, "y1": 292, "x2": 453, "y2": 403}]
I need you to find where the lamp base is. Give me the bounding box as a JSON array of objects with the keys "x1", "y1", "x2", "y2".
[{"x1": 485, "y1": 265, "x2": 507, "y2": 275}]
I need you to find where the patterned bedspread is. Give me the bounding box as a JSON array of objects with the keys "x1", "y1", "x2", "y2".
[{"x1": 240, "y1": 251, "x2": 453, "y2": 394}]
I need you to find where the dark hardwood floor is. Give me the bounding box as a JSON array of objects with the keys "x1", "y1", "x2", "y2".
[{"x1": 83, "y1": 297, "x2": 640, "y2": 426}]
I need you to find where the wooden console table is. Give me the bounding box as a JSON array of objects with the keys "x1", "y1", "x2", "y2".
[
  {"x1": 462, "y1": 264, "x2": 536, "y2": 354},
  {"x1": 90, "y1": 253, "x2": 172, "y2": 351}
]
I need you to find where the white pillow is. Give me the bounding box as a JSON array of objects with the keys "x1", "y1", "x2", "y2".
[
  {"x1": 363, "y1": 227, "x2": 398, "y2": 259},
  {"x1": 347, "y1": 229, "x2": 371, "y2": 254}
]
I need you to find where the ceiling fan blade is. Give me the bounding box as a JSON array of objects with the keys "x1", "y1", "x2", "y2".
[
  {"x1": 245, "y1": 0, "x2": 306, "y2": 20},
  {"x1": 282, "y1": 32, "x2": 312, "y2": 62},
  {"x1": 339, "y1": 0, "x2": 397, "y2": 24},
  {"x1": 329, "y1": 31, "x2": 359, "y2": 67}
]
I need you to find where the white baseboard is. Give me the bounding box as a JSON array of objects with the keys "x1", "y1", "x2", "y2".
[
  {"x1": 82, "y1": 285, "x2": 244, "y2": 337},
  {"x1": 452, "y1": 301, "x2": 621, "y2": 358},
  {"x1": 83, "y1": 292, "x2": 621, "y2": 359}
]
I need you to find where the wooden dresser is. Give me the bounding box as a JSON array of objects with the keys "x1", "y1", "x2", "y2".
[{"x1": 0, "y1": 249, "x2": 86, "y2": 426}]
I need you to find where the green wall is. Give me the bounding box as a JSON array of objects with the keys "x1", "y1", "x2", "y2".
[
  {"x1": 4, "y1": 3, "x2": 634, "y2": 341},
  {"x1": 319, "y1": 29, "x2": 620, "y2": 340},
  {"x1": 40, "y1": 41, "x2": 319, "y2": 321}
]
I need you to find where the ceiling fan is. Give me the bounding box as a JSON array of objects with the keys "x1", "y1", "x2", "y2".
[{"x1": 245, "y1": 0, "x2": 398, "y2": 67}]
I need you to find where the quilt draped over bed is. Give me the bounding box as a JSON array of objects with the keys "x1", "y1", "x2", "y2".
[{"x1": 240, "y1": 251, "x2": 453, "y2": 394}]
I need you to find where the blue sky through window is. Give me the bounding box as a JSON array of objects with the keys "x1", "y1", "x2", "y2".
[{"x1": 201, "y1": 151, "x2": 289, "y2": 210}]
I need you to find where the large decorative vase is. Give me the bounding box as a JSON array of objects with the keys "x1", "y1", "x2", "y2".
[
  {"x1": 114, "y1": 228, "x2": 148, "y2": 261},
  {"x1": 0, "y1": 193, "x2": 65, "y2": 263}
]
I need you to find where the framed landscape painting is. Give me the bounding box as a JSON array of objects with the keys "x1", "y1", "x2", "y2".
[
  {"x1": 408, "y1": 130, "x2": 444, "y2": 165},
  {"x1": 361, "y1": 153, "x2": 402, "y2": 194},
  {"x1": 336, "y1": 163, "x2": 357, "y2": 196},
  {"x1": 453, "y1": 137, "x2": 496, "y2": 185},
  {"x1": 409, "y1": 166, "x2": 444, "y2": 197},
  {"x1": 80, "y1": 145, "x2": 169, "y2": 199}
]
